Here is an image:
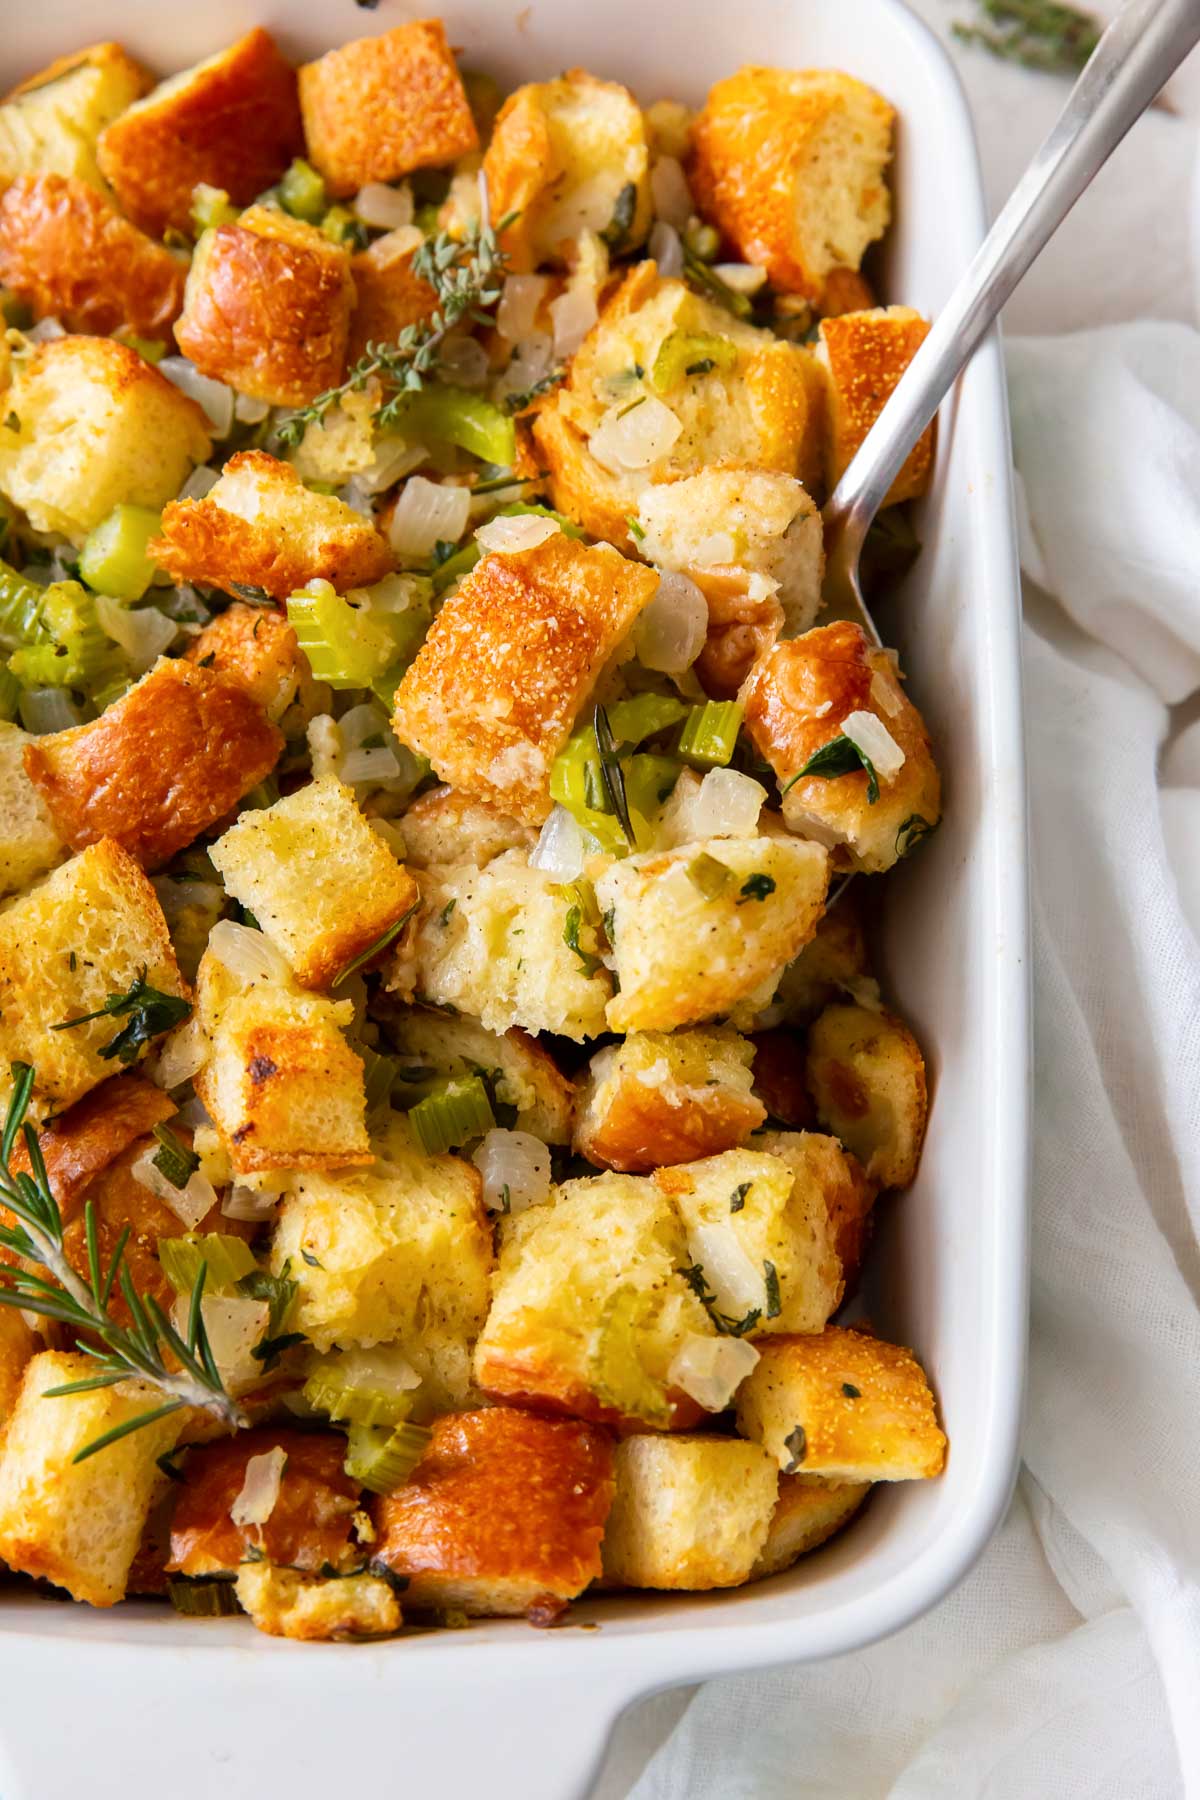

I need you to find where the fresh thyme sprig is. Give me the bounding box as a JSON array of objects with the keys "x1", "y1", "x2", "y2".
[
  {"x1": 951, "y1": 1, "x2": 1101, "y2": 76},
  {"x1": 0, "y1": 1062, "x2": 246, "y2": 1461}
]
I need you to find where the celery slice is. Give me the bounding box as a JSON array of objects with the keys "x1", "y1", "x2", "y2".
[
  {"x1": 389, "y1": 386, "x2": 516, "y2": 468},
  {"x1": 0, "y1": 660, "x2": 17, "y2": 721},
  {"x1": 686, "y1": 851, "x2": 734, "y2": 900},
  {"x1": 0, "y1": 559, "x2": 47, "y2": 646},
  {"x1": 7, "y1": 581, "x2": 126, "y2": 692},
  {"x1": 279, "y1": 158, "x2": 327, "y2": 223},
  {"x1": 592, "y1": 1286, "x2": 671, "y2": 1426},
  {"x1": 168, "y1": 1578, "x2": 240, "y2": 1616},
  {"x1": 650, "y1": 331, "x2": 738, "y2": 395},
  {"x1": 121, "y1": 334, "x2": 167, "y2": 364},
  {"x1": 431, "y1": 540, "x2": 481, "y2": 595},
  {"x1": 677, "y1": 700, "x2": 744, "y2": 768},
  {"x1": 190, "y1": 184, "x2": 238, "y2": 235},
  {"x1": 606, "y1": 693, "x2": 688, "y2": 747},
  {"x1": 286, "y1": 583, "x2": 397, "y2": 688},
  {"x1": 623, "y1": 753, "x2": 682, "y2": 819},
  {"x1": 358, "y1": 1046, "x2": 400, "y2": 1113},
  {"x1": 304, "y1": 1349, "x2": 417, "y2": 1429},
  {"x1": 78, "y1": 505, "x2": 163, "y2": 601},
  {"x1": 159, "y1": 1233, "x2": 259, "y2": 1298},
  {"x1": 344, "y1": 1420, "x2": 432, "y2": 1494},
  {"x1": 408, "y1": 1074, "x2": 495, "y2": 1155},
  {"x1": 320, "y1": 204, "x2": 366, "y2": 249}
]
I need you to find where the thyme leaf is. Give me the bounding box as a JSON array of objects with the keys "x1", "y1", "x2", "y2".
[{"x1": 951, "y1": 0, "x2": 1101, "y2": 75}]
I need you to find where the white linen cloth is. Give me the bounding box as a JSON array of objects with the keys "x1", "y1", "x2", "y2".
[{"x1": 593, "y1": 322, "x2": 1200, "y2": 1800}]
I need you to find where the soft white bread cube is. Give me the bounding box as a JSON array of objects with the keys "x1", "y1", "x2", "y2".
[
  {"x1": 0, "y1": 720, "x2": 63, "y2": 899},
  {"x1": 0, "y1": 1351, "x2": 181, "y2": 1606},
  {"x1": 805, "y1": 1002, "x2": 928, "y2": 1189},
  {"x1": 175, "y1": 212, "x2": 356, "y2": 408},
  {"x1": 774, "y1": 888, "x2": 869, "y2": 1024},
  {"x1": 600, "y1": 1434, "x2": 777, "y2": 1590},
  {"x1": 378, "y1": 1003, "x2": 575, "y2": 1144},
  {"x1": 656, "y1": 1146, "x2": 843, "y2": 1335},
  {"x1": 816, "y1": 307, "x2": 933, "y2": 505},
  {"x1": 181, "y1": 602, "x2": 308, "y2": 721},
  {"x1": 0, "y1": 42, "x2": 149, "y2": 194},
  {"x1": 688, "y1": 66, "x2": 894, "y2": 301},
  {"x1": 298, "y1": 21, "x2": 478, "y2": 198},
  {"x1": 288, "y1": 388, "x2": 380, "y2": 487},
  {"x1": 0, "y1": 839, "x2": 186, "y2": 1116},
  {"x1": 750, "y1": 1473, "x2": 871, "y2": 1579},
  {"x1": 155, "y1": 450, "x2": 393, "y2": 600},
  {"x1": 0, "y1": 334, "x2": 211, "y2": 543},
  {"x1": 388, "y1": 850, "x2": 612, "y2": 1042},
  {"x1": 753, "y1": 1127, "x2": 876, "y2": 1292},
  {"x1": 474, "y1": 1169, "x2": 717, "y2": 1427},
  {"x1": 573, "y1": 1027, "x2": 764, "y2": 1172},
  {"x1": 484, "y1": 68, "x2": 651, "y2": 270},
  {"x1": 236, "y1": 1563, "x2": 401, "y2": 1641},
  {"x1": 741, "y1": 620, "x2": 942, "y2": 875},
  {"x1": 0, "y1": 1309, "x2": 38, "y2": 1431},
  {"x1": 210, "y1": 776, "x2": 419, "y2": 990},
  {"x1": 399, "y1": 785, "x2": 536, "y2": 870},
  {"x1": 735, "y1": 1327, "x2": 947, "y2": 1481},
  {"x1": 393, "y1": 532, "x2": 658, "y2": 826},
  {"x1": 95, "y1": 27, "x2": 303, "y2": 238},
  {"x1": 595, "y1": 833, "x2": 829, "y2": 1034}
]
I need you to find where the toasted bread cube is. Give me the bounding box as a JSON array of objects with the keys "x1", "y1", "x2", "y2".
[
  {"x1": 0, "y1": 42, "x2": 149, "y2": 194},
  {"x1": 0, "y1": 334, "x2": 210, "y2": 544},
  {"x1": 388, "y1": 850, "x2": 611, "y2": 1041},
  {"x1": 774, "y1": 889, "x2": 869, "y2": 1024},
  {"x1": 22, "y1": 658, "x2": 283, "y2": 872},
  {"x1": 573, "y1": 1028, "x2": 764, "y2": 1172},
  {"x1": 236, "y1": 1563, "x2": 400, "y2": 1640},
  {"x1": 298, "y1": 22, "x2": 477, "y2": 197},
  {"x1": 393, "y1": 533, "x2": 657, "y2": 826},
  {"x1": 485, "y1": 69, "x2": 651, "y2": 271},
  {"x1": 751, "y1": 1127, "x2": 876, "y2": 1291},
  {"x1": 347, "y1": 238, "x2": 436, "y2": 362},
  {"x1": 154, "y1": 450, "x2": 392, "y2": 599},
  {"x1": 379, "y1": 1003, "x2": 574, "y2": 1144},
  {"x1": 373, "y1": 1407, "x2": 613, "y2": 1619},
  {"x1": 0, "y1": 720, "x2": 63, "y2": 899},
  {"x1": 9, "y1": 1072, "x2": 173, "y2": 1215},
  {"x1": 399, "y1": 785, "x2": 536, "y2": 870},
  {"x1": 210, "y1": 777, "x2": 418, "y2": 990},
  {"x1": 167, "y1": 1428, "x2": 360, "y2": 1577},
  {"x1": 805, "y1": 1002, "x2": 928, "y2": 1189},
  {"x1": 595, "y1": 834, "x2": 830, "y2": 1034},
  {"x1": 0, "y1": 840, "x2": 186, "y2": 1115},
  {"x1": 0, "y1": 1350, "x2": 181, "y2": 1605},
  {"x1": 746, "y1": 1028, "x2": 815, "y2": 1130},
  {"x1": 474, "y1": 1170, "x2": 716, "y2": 1426},
  {"x1": 96, "y1": 28, "x2": 302, "y2": 238},
  {"x1": 816, "y1": 307, "x2": 933, "y2": 505},
  {"x1": 736, "y1": 1328, "x2": 946, "y2": 1481},
  {"x1": 270, "y1": 1117, "x2": 491, "y2": 1407},
  {"x1": 600, "y1": 1434, "x2": 777, "y2": 1590},
  {"x1": 0, "y1": 1310, "x2": 37, "y2": 1429},
  {"x1": 534, "y1": 263, "x2": 825, "y2": 548},
  {"x1": 741, "y1": 622, "x2": 942, "y2": 875},
  {"x1": 656, "y1": 1146, "x2": 842, "y2": 1335},
  {"x1": 750, "y1": 1473, "x2": 870, "y2": 1578},
  {"x1": 174, "y1": 209, "x2": 355, "y2": 408},
  {"x1": 0, "y1": 174, "x2": 185, "y2": 337},
  {"x1": 182, "y1": 602, "x2": 307, "y2": 720},
  {"x1": 288, "y1": 388, "x2": 379, "y2": 487},
  {"x1": 688, "y1": 67, "x2": 894, "y2": 300},
  {"x1": 819, "y1": 266, "x2": 877, "y2": 318}
]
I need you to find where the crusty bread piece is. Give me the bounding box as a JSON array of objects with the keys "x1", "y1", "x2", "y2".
[
  {"x1": 210, "y1": 777, "x2": 418, "y2": 990},
  {"x1": 377, "y1": 1002, "x2": 575, "y2": 1144},
  {"x1": 299, "y1": 21, "x2": 477, "y2": 197},
  {"x1": 774, "y1": 888, "x2": 869, "y2": 1024},
  {"x1": 167, "y1": 1428, "x2": 360, "y2": 1577},
  {"x1": 0, "y1": 1351, "x2": 181, "y2": 1605},
  {"x1": 0, "y1": 1310, "x2": 37, "y2": 1433},
  {"x1": 596, "y1": 833, "x2": 830, "y2": 1034},
  {"x1": 749, "y1": 1472, "x2": 870, "y2": 1578},
  {"x1": 600, "y1": 1434, "x2": 777, "y2": 1590},
  {"x1": 752, "y1": 1127, "x2": 876, "y2": 1292},
  {"x1": 573, "y1": 1027, "x2": 764, "y2": 1172},
  {"x1": 0, "y1": 334, "x2": 210, "y2": 544},
  {"x1": 688, "y1": 67, "x2": 894, "y2": 300},
  {"x1": 0, "y1": 720, "x2": 63, "y2": 899},
  {"x1": 0, "y1": 839, "x2": 186, "y2": 1116},
  {"x1": 735, "y1": 1327, "x2": 947, "y2": 1481},
  {"x1": 393, "y1": 532, "x2": 657, "y2": 826},
  {"x1": 95, "y1": 28, "x2": 303, "y2": 237},
  {"x1": 745, "y1": 1027, "x2": 815, "y2": 1130},
  {"x1": 288, "y1": 389, "x2": 379, "y2": 487},
  {"x1": 805, "y1": 1002, "x2": 928, "y2": 1189},
  {"x1": 348, "y1": 238, "x2": 436, "y2": 362},
  {"x1": 175, "y1": 211, "x2": 355, "y2": 408},
  {"x1": 740, "y1": 621, "x2": 942, "y2": 876},
  {"x1": 484, "y1": 68, "x2": 651, "y2": 271},
  {"x1": 23, "y1": 658, "x2": 283, "y2": 872},
  {"x1": 0, "y1": 174, "x2": 185, "y2": 337},
  {"x1": 372, "y1": 1408, "x2": 613, "y2": 1620},
  {"x1": 399, "y1": 785, "x2": 536, "y2": 870},
  {"x1": 155, "y1": 450, "x2": 393, "y2": 599},
  {"x1": 8, "y1": 1072, "x2": 172, "y2": 1215},
  {"x1": 236, "y1": 1563, "x2": 400, "y2": 1640},
  {"x1": 0, "y1": 42, "x2": 149, "y2": 194},
  {"x1": 182, "y1": 602, "x2": 308, "y2": 721},
  {"x1": 819, "y1": 267, "x2": 877, "y2": 318},
  {"x1": 816, "y1": 307, "x2": 933, "y2": 505}
]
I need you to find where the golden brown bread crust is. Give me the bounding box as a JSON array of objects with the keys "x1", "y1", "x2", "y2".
[
  {"x1": 22, "y1": 659, "x2": 283, "y2": 873},
  {"x1": 748, "y1": 1029, "x2": 817, "y2": 1131},
  {"x1": 4, "y1": 40, "x2": 151, "y2": 104},
  {"x1": 0, "y1": 175, "x2": 185, "y2": 338},
  {"x1": 574, "y1": 1050, "x2": 766, "y2": 1174},
  {"x1": 693, "y1": 566, "x2": 786, "y2": 701},
  {"x1": 749, "y1": 1473, "x2": 870, "y2": 1578},
  {"x1": 298, "y1": 21, "x2": 478, "y2": 198},
  {"x1": 372, "y1": 1407, "x2": 614, "y2": 1618},
  {"x1": 181, "y1": 602, "x2": 308, "y2": 717},
  {"x1": 819, "y1": 267, "x2": 877, "y2": 318},
  {"x1": 95, "y1": 28, "x2": 303, "y2": 238},
  {"x1": 7, "y1": 1073, "x2": 174, "y2": 1214},
  {"x1": 348, "y1": 241, "x2": 436, "y2": 361},
  {"x1": 805, "y1": 1002, "x2": 929, "y2": 1189},
  {"x1": 167, "y1": 1428, "x2": 361, "y2": 1577},
  {"x1": 816, "y1": 307, "x2": 933, "y2": 504}
]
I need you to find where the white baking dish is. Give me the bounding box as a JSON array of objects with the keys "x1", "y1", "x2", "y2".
[{"x1": 0, "y1": 3, "x2": 1029, "y2": 1794}]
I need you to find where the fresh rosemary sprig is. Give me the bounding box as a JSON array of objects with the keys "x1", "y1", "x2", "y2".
[
  {"x1": 0, "y1": 1062, "x2": 245, "y2": 1461},
  {"x1": 951, "y1": 0, "x2": 1101, "y2": 75}
]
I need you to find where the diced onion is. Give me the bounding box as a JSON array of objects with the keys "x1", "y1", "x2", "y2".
[
  {"x1": 647, "y1": 220, "x2": 684, "y2": 279},
  {"x1": 25, "y1": 316, "x2": 65, "y2": 342},
  {"x1": 841, "y1": 709, "x2": 906, "y2": 779},
  {"x1": 208, "y1": 919, "x2": 291, "y2": 988},
  {"x1": 388, "y1": 476, "x2": 472, "y2": 557},
  {"x1": 230, "y1": 1445, "x2": 288, "y2": 1527},
  {"x1": 355, "y1": 437, "x2": 428, "y2": 497},
  {"x1": 472, "y1": 1129, "x2": 551, "y2": 1214},
  {"x1": 529, "y1": 804, "x2": 586, "y2": 880},
  {"x1": 475, "y1": 513, "x2": 560, "y2": 554},
  {"x1": 688, "y1": 1222, "x2": 766, "y2": 1317},
  {"x1": 589, "y1": 396, "x2": 682, "y2": 472},
  {"x1": 172, "y1": 1294, "x2": 270, "y2": 1394},
  {"x1": 353, "y1": 181, "x2": 414, "y2": 230},
  {"x1": 870, "y1": 670, "x2": 904, "y2": 718},
  {"x1": 18, "y1": 688, "x2": 83, "y2": 734},
  {"x1": 691, "y1": 767, "x2": 768, "y2": 838},
  {"x1": 95, "y1": 594, "x2": 177, "y2": 672},
  {"x1": 650, "y1": 157, "x2": 693, "y2": 230},
  {"x1": 711, "y1": 262, "x2": 769, "y2": 295},
  {"x1": 635, "y1": 569, "x2": 708, "y2": 673},
  {"x1": 367, "y1": 816, "x2": 408, "y2": 859},
  {"x1": 690, "y1": 530, "x2": 737, "y2": 566},
  {"x1": 176, "y1": 1095, "x2": 214, "y2": 1130},
  {"x1": 159, "y1": 357, "x2": 235, "y2": 436},
  {"x1": 550, "y1": 285, "x2": 597, "y2": 360},
  {"x1": 338, "y1": 701, "x2": 391, "y2": 749},
  {"x1": 438, "y1": 335, "x2": 491, "y2": 388},
  {"x1": 151, "y1": 1017, "x2": 209, "y2": 1090},
  {"x1": 341, "y1": 744, "x2": 401, "y2": 785},
  {"x1": 179, "y1": 465, "x2": 221, "y2": 502},
  {"x1": 132, "y1": 1149, "x2": 218, "y2": 1230},
  {"x1": 493, "y1": 332, "x2": 554, "y2": 408},
  {"x1": 367, "y1": 224, "x2": 424, "y2": 262},
  {"x1": 497, "y1": 274, "x2": 551, "y2": 343},
  {"x1": 669, "y1": 1333, "x2": 760, "y2": 1412},
  {"x1": 222, "y1": 1185, "x2": 282, "y2": 1223},
  {"x1": 234, "y1": 392, "x2": 270, "y2": 425}
]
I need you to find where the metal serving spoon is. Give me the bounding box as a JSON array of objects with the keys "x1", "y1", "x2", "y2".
[{"x1": 822, "y1": 0, "x2": 1200, "y2": 637}]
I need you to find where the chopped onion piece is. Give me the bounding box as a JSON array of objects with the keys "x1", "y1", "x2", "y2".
[
  {"x1": 355, "y1": 437, "x2": 428, "y2": 496},
  {"x1": 368, "y1": 816, "x2": 408, "y2": 859},
  {"x1": 493, "y1": 331, "x2": 554, "y2": 408},
  {"x1": 234, "y1": 392, "x2": 270, "y2": 425},
  {"x1": 669, "y1": 1333, "x2": 760, "y2": 1412},
  {"x1": 711, "y1": 262, "x2": 769, "y2": 295},
  {"x1": 472, "y1": 1129, "x2": 551, "y2": 1214},
  {"x1": 353, "y1": 181, "x2": 414, "y2": 230},
  {"x1": 132, "y1": 1149, "x2": 217, "y2": 1230},
  {"x1": 688, "y1": 1221, "x2": 766, "y2": 1318},
  {"x1": 95, "y1": 594, "x2": 176, "y2": 672},
  {"x1": 475, "y1": 512, "x2": 560, "y2": 554},
  {"x1": 151, "y1": 1017, "x2": 209, "y2": 1090},
  {"x1": 388, "y1": 476, "x2": 472, "y2": 557},
  {"x1": 222, "y1": 1185, "x2": 283, "y2": 1223},
  {"x1": 550, "y1": 285, "x2": 597, "y2": 360},
  {"x1": 338, "y1": 701, "x2": 391, "y2": 749},
  {"x1": 25, "y1": 316, "x2": 64, "y2": 342},
  {"x1": 179, "y1": 465, "x2": 220, "y2": 502},
  {"x1": 690, "y1": 530, "x2": 738, "y2": 566},
  {"x1": 341, "y1": 744, "x2": 401, "y2": 785},
  {"x1": 692, "y1": 767, "x2": 767, "y2": 838},
  {"x1": 870, "y1": 670, "x2": 904, "y2": 718},
  {"x1": 159, "y1": 356, "x2": 234, "y2": 436},
  {"x1": 589, "y1": 395, "x2": 682, "y2": 472},
  {"x1": 650, "y1": 156, "x2": 693, "y2": 229},
  {"x1": 497, "y1": 274, "x2": 551, "y2": 343},
  {"x1": 19, "y1": 688, "x2": 83, "y2": 734},
  {"x1": 647, "y1": 220, "x2": 684, "y2": 278},
  {"x1": 208, "y1": 919, "x2": 291, "y2": 989},
  {"x1": 172, "y1": 1294, "x2": 270, "y2": 1394},
  {"x1": 841, "y1": 709, "x2": 906, "y2": 779},
  {"x1": 369, "y1": 224, "x2": 424, "y2": 262},
  {"x1": 176, "y1": 1094, "x2": 214, "y2": 1130},
  {"x1": 230, "y1": 1445, "x2": 288, "y2": 1527},
  {"x1": 438, "y1": 335, "x2": 491, "y2": 388},
  {"x1": 635, "y1": 569, "x2": 708, "y2": 673},
  {"x1": 529, "y1": 804, "x2": 586, "y2": 880}
]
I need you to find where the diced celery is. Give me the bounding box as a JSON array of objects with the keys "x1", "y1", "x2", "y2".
[
  {"x1": 686, "y1": 850, "x2": 734, "y2": 900},
  {"x1": 168, "y1": 1579, "x2": 239, "y2": 1616},
  {"x1": 408, "y1": 1074, "x2": 495, "y2": 1155},
  {"x1": 431, "y1": 540, "x2": 482, "y2": 594},
  {"x1": 623, "y1": 753, "x2": 682, "y2": 819},
  {"x1": 343, "y1": 1420, "x2": 432, "y2": 1494},
  {"x1": 279, "y1": 157, "x2": 327, "y2": 223},
  {"x1": 287, "y1": 583, "x2": 397, "y2": 688},
  {"x1": 650, "y1": 331, "x2": 738, "y2": 394},
  {"x1": 304, "y1": 1348, "x2": 417, "y2": 1429},
  {"x1": 159, "y1": 1234, "x2": 259, "y2": 1297},
  {"x1": 7, "y1": 582, "x2": 125, "y2": 692},
  {"x1": 495, "y1": 502, "x2": 585, "y2": 541},
  {"x1": 592, "y1": 1286, "x2": 670, "y2": 1426},
  {"x1": 389, "y1": 386, "x2": 517, "y2": 468},
  {"x1": 190, "y1": 183, "x2": 238, "y2": 235},
  {"x1": 358, "y1": 1046, "x2": 400, "y2": 1113},
  {"x1": 320, "y1": 204, "x2": 367, "y2": 248},
  {"x1": 78, "y1": 505, "x2": 163, "y2": 600},
  {"x1": 683, "y1": 219, "x2": 720, "y2": 261},
  {"x1": 677, "y1": 700, "x2": 744, "y2": 768},
  {"x1": 121, "y1": 334, "x2": 167, "y2": 364},
  {"x1": 606, "y1": 693, "x2": 688, "y2": 747},
  {"x1": 0, "y1": 660, "x2": 18, "y2": 721},
  {"x1": 0, "y1": 559, "x2": 45, "y2": 646}
]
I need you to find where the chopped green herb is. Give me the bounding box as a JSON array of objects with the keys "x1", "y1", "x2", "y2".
[
  {"x1": 616, "y1": 393, "x2": 647, "y2": 420},
  {"x1": 842, "y1": 1382, "x2": 861, "y2": 1399},
  {"x1": 896, "y1": 814, "x2": 937, "y2": 858},
  {"x1": 951, "y1": 0, "x2": 1100, "y2": 75},
  {"x1": 150, "y1": 1124, "x2": 200, "y2": 1192},
  {"x1": 782, "y1": 735, "x2": 880, "y2": 805},
  {"x1": 301, "y1": 1249, "x2": 325, "y2": 1269},
  {"x1": 229, "y1": 582, "x2": 273, "y2": 605},
  {"x1": 331, "y1": 901, "x2": 419, "y2": 987},
  {"x1": 764, "y1": 1260, "x2": 781, "y2": 1318},
  {"x1": 238, "y1": 1263, "x2": 302, "y2": 1370},
  {"x1": 438, "y1": 898, "x2": 457, "y2": 927},
  {"x1": 626, "y1": 515, "x2": 646, "y2": 542},
  {"x1": 52, "y1": 969, "x2": 192, "y2": 1066},
  {"x1": 729, "y1": 1182, "x2": 751, "y2": 1214},
  {"x1": 738, "y1": 873, "x2": 776, "y2": 903},
  {"x1": 563, "y1": 905, "x2": 601, "y2": 978},
  {"x1": 782, "y1": 1423, "x2": 808, "y2": 1472},
  {"x1": 600, "y1": 181, "x2": 638, "y2": 248},
  {"x1": 501, "y1": 367, "x2": 566, "y2": 413},
  {"x1": 682, "y1": 246, "x2": 753, "y2": 320}
]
